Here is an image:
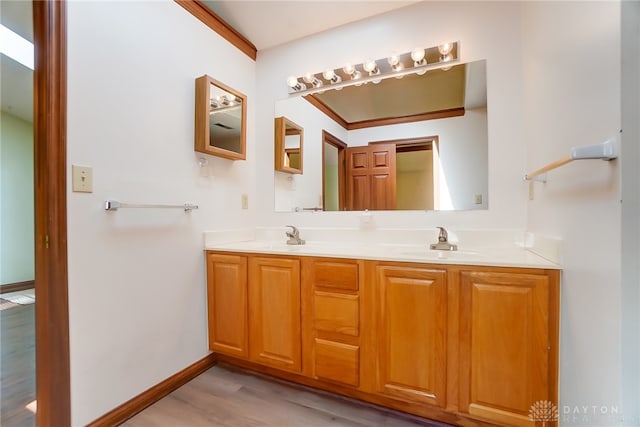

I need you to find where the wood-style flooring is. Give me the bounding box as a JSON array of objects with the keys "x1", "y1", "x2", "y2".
[
  {"x1": 0, "y1": 303, "x2": 35, "y2": 427},
  {"x1": 122, "y1": 363, "x2": 449, "y2": 427}
]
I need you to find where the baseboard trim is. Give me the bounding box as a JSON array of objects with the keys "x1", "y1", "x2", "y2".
[
  {"x1": 0, "y1": 280, "x2": 35, "y2": 294},
  {"x1": 87, "y1": 353, "x2": 218, "y2": 426}
]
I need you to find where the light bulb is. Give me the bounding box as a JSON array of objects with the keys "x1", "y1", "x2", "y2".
[
  {"x1": 438, "y1": 42, "x2": 453, "y2": 56},
  {"x1": 416, "y1": 69, "x2": 427, "y2": 76},
  {"x1": 286, "y1": 76, "x2": 307, "y2": 91},
  {"x1": 363, "y1": 59, "x2": 378, "y2": 73},
  {"x1": 303, "y1": 73, "x2": 315, "y2": 84},
  {"x1": 322, "y1": 69, "x2": 342, "y2": 85},
  {"x1": 388, "y1": 55, "x2": 403, "y2": 72},
  {"x1": 411, "y1": 48, "x2": 425, "y2": 62},
  {"x1": 352, "y1": 70, "x2": 362, "y2": 85},
  {"x1": 441, "y1": 53, "x2": 453, "y2": 63},
  {"x1": 343, "y1": 63, "x2": 355, "y2": 75}
]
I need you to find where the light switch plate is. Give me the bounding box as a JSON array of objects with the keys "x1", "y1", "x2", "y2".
[
  {"x1": 241, "y1": 194, "x2": 248, "y2": 209},
  {"x1": 72, "y1": 165, "x2": 93, "y2": 193}
]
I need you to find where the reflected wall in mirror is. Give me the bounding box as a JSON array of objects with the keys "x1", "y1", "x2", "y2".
[
  {"x1": 274, "y1": 60, "x2": 488, "y2": 213},
  {"x1": 275, "y1": 116, "x2": 303, "y2": 174},
  {"x1": 195, "y1": 75, "x2": 247, "y2": 160}
]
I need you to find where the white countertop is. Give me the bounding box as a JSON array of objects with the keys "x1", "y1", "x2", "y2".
[{"x1": 204, "y1": 239, "x2": 561, "y2": 269}]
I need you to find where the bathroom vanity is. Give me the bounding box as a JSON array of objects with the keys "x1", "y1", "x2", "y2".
[{"x1": 204, "y1": 239, "x2": 559, "y2": 426}]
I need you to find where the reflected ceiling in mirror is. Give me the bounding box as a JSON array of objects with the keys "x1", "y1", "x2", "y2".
[{"x1": 274, "y1": 60, "x2": 489, "y2": 213}]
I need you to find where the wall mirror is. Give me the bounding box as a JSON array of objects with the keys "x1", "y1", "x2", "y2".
[
  {"x1": 194, "y1": 75, "x2": 247, "y2": 160},
  {"x1": 274, "y1": 59, "x2": 488, "y2": 212},
  {"x1": 275, "y1": 116, "x2": 304, "y2": 174}
]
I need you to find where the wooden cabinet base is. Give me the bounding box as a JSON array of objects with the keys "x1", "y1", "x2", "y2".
[{"x1": 215, "y1": 354, "x2": 498, "y2": 427}]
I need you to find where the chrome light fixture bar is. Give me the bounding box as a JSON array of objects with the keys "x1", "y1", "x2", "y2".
[{"x1": 287, "y1": 41, "x2": 459, "y2": 96}]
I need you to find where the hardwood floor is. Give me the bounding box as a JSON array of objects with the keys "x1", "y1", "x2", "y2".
[
  {"x1": 0, "y1": 303, "x2": 36, "y2": 427},
  {"x1": 122, "y1": 363, "x2": 449, "y2": 427}
]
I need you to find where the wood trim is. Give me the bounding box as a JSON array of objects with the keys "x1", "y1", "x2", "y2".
[
  {"x1": 304, "y1": 94, "x2": 465, "y2": 130},
  {"x1": 321, "y1": 130, "x2": 347, "y2": 211},
  {"x1": 175, "y1": 0, "x2": 257, "y2": 61},
  {"x1": 33, "y1": 1, "x2": 71, "y2": 426},
  {"x1": 347, "y1": 108, "x2": 465, "y2": 130},
  {"x1": 547, "y1": 269, "x2": 560, "y2": 409},
  {"x1": 87, "y1": 354, "x2": 218, "y2": 426},
  {"x1": 370, "y1": 136, "x2": 439, "y2": 153},
  {"x1": 304, "y1": 95, "x2": 349, "y2": 129},
  {"x1": 0, "y1": 280, "x2": 35, "y2": 294}
]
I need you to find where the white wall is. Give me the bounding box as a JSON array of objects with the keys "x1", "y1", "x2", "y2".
[
  {"x1": 256, "y1": 1, "x2": 525, "y2": 230},
  {"x1": 522, "y1": 2, "x2": 627, "y2": 424},
  {"x1": 66, "y1": 1, "x2": 256, "y2": 424},
  {"x1": 0, "y1": 111, "x2": 34, "y2": 284}
]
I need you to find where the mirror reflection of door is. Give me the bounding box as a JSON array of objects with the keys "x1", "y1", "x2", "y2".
[
  {"x1": 323, "y1": 136, "x2": 439, "y2": 211},
  {"x1": 322, "y1": 131, "x2": 346, "y2": 211}
]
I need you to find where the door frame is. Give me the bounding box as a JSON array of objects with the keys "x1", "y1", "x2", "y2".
[
  {"x1": 321, "y1": 130, "x2": 347, "y2": 211},
  {"x1": 33, "y1": 1, "x2": 71, "y2": 425}
]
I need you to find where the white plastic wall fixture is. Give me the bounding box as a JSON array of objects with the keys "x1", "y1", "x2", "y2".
[{"x1": 570, "y1": 138, "x2": 618, "y2": 160}]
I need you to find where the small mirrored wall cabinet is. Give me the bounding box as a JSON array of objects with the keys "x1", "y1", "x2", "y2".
[
  {"x1": 275, "y1": 116, "x2": 303, "y2": 174},
  {"x1": 195, "y1": 75, "x2": 247, "y2": 160}
]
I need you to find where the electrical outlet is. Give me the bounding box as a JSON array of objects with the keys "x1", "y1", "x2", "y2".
[
  {"x1": 241, "y1": 194, "x2": 248, "y2": 209},
  {"x1": 72, "y1": 165, "x2": 93, "y2": 193},
  {"x1": 474, "y1": 194, "x2": 483, "y2": 205}
]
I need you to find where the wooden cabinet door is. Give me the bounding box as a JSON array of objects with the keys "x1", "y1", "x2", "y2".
[
  {"x1": 206, "y1": 253, "x2": 248, "y2": 358},
  {"x1": 374, "y1": 265, "x2": 447, "y2": 407},
  {"x1": 249, "y1": 256, "x2": 302, "y2": 372},
  {"x1": 459, "y1": 270, "x2": 553, "y2": 426},
  {"x1": 346, "y1": 144, "x2": 396, "y2": 211}
]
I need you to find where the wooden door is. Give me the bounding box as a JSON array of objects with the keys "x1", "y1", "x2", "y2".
[
  {"x1": 206, "y1": 253, "x2": 248, "y2": 358},
  {"x1": 249, "y1": 256, "x2": 302, "y2": 372},
  {"x1": 459, "y1": 270, "x2": 554, "y2": 426},
  {"x1": 374, "y1": 265, "x2": 447, "y2": 407},
  {"x1": 346, "y1": 144, "x2": 396, "y2": 210}
]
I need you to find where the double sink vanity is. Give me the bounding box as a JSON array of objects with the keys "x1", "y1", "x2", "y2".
[{"x1": 204, "y1": 228, "x2": 560, "y2": 427}]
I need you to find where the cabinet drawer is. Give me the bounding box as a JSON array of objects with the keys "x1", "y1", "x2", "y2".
[
  {"x1": 314, "y1": 339, "x2": 359, "y2": 387},
  {"x1": 313, "y1": 260, "x2": 359, "y2": 291},
  {"x1": 313, "y1": 291, "x2": 359, "y2": 336}
]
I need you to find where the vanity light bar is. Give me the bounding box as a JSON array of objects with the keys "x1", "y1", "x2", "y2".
[{"x1": 287, "y1": 41, "x2": 459, "y2": 96}]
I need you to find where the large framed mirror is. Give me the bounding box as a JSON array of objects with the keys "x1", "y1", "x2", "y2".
[
  {"x1": 195, "y1": 75, "x2": 247, "y2": 160},
  {"x1": 274, "y1": 59, "x2": 488, "y2": 213},
  {"x1": 275, "y1": 116, "x2": 304, "y2": 174}
]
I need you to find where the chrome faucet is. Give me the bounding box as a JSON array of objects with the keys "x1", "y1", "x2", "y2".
[
  {"x1": 430, "y1": 226, "x2": 458, "y2": 251},
  {"x1": 285, "y1": 225, "x2": 305, "y2": 245}
]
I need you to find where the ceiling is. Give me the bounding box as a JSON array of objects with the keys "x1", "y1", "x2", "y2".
[
  {"x1": 309, "y1": 60, "x2": 487, "y2": 128},
  {"x1": 312, "y1": 65, "x2": 467, "y2": 125},
  {"x1": 1, "y1": 0, "x2": 33, "y2": 123},
  {"x1": 201, "y1": 0, "x2": 419, "y2": 51}
]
